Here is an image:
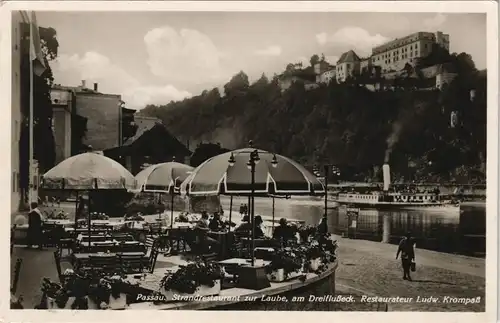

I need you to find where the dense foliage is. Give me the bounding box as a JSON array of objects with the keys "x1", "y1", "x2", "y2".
[
  {"x1": 18, "y1": 23, "x2": 86, "y2": 209},
  {"x1": 160, "y1": 259, "x2": 223, "y2": 294},
  {"x1": 19, "y1": 24, "x2": 58, "y2": 207},
  {"x1": 140, "y1": 51, "x2": 486, "y2": 183}
]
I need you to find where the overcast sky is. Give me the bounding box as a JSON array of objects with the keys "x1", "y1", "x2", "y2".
[{"x1": 37, "y1": 11, "x2": 486, "y2": 110}]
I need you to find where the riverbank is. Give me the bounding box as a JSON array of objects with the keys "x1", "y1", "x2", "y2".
[{"x1": 333, "y1": 234, "x2": 485, "y2": 311}]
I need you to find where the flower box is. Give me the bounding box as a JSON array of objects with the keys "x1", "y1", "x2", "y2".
[
  {"x1": 267, "y1": 269, "x2": 302, "y2": 282},
  {"x1": 107, "y1": 294, "x2": 128, "y2": 309},
  {"x1": 159, "y1": 280, "x2": 221, "y2": 301},
  {"x1": 159, "y1": 259, "x2": 224, "y2": 301},
  {"x1": 46, "y1": 296, "x2": 99, "y2": 310},
  {"x1": 267, "y1": 268, "x2": 285, "y2": 282},
  {"x1": 46, "y1": 296, "x2": 74, "y2": 310}
]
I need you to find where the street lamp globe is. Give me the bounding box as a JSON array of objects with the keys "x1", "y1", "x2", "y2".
[
  {"x1": 253, "y1": 150, "x2": 260, "y2": 165},
  {"x1": 228, "y1": 152, "x2": 236, "y2": 167},
  {"x1": 271, "y1": 154, "x2": 278, "y2": 168}
]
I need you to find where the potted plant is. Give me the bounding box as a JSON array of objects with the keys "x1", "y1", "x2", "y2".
[
  {"x1": 90, "y1": 212, "x2": 109, "y2": 220},
  {"x1": 266, "y1": 249, "x2": 303, "y2": 282},
  {"x1": 297, "y1": 225, "x2": 316, "y2": 243},
  {"x1": 302, "y1": 241, "x2": 323, "y2": 272},
  {"x1": 88, "y1": 276, "x2": 127, "y2": 309},
  {"x1": 42, "y1": 270, "x2": 92, "y2": 309},
  {"x1": 159, "y1": 259, "x2": 223, "y2": 300}
]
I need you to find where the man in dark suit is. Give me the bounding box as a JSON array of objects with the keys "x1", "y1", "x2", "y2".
[
  {"x1": 27, "y1": 202, "x2": 44, "y2": 249},
  {"x1": 396, "y1": 232, "x2": 415, "y2": 281}
]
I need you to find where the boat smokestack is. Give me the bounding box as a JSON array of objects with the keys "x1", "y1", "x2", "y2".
[{"x1": 382, "y1": 164, "x2": 391, "y2": 191}]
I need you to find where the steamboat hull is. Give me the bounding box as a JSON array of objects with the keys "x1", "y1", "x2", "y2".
[{"x1": 337, "y1": 201, "x2": 460, "y2": 212}]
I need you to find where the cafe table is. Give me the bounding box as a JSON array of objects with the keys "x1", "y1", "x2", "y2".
[
  {"x1": 65, "y1": 227, "x2": 110, "y2": 236},
  {"x1": 44, "y1": 219, "x2": 74, "y2": 227},
  {"x1": 240, "y1": 237, "x2": 275, "y2": 248},
  {"x1": 72, "y1": 251, "x2": 147, "y2": 268}
]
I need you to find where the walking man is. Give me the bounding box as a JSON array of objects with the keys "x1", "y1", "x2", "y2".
[
  {"x1": 27, "y1": 202, "x2": 44, "y2": 249},
  {"x1": 396, "y1": 231, "x2": 415, "y2": 281}
]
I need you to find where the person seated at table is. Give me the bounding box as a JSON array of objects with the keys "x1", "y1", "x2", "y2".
[
  {"x1": 209, "y1": 213, "x2": 225, "y2": 232},
  {"x1": 253, "y1": 215, "x2": 265, "y2": 238},
  {"x1": 193, "y1": 212, "x2": 220, "y2": 253},
  {"x1": 234, "y1": 215, "x2": 251, "y2": 233},
  {"x1": 177, "y1": 212, "x2": 189, "y2": 223},
  {"x1": 273, "y1": 218, "x2": 296, "y2": 246}
]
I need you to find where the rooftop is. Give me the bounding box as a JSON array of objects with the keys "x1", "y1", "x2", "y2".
[
  {"x1": 123, "y1": 115, "x2": 162, "y2": 146},
  {"x1": 337, "y1": 50, "x2": 361, "y2": 64}
]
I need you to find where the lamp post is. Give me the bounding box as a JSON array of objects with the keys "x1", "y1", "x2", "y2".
[
  {"x1": 228, "y1": 140, "x2": 278, "y2": 267},
  {"x1": 313, "y1": 164, "x2": 340, "y2": 225}
]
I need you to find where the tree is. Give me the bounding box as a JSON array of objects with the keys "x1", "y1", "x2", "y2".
[
  {"x1": 310, "y1": 54, "x2": 320, "y2": 67},
  {"x1": 139, "y1": 51, "x2": 486, "y2": 183},
  {"x1": 223, "y1": 71, "x2": 249, "y2": 96},
  {"x1": 19, "y1": 24, "x2": 60, "y2": 208}
]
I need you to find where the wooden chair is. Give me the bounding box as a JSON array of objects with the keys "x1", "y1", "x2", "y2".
[
  {"x1": 232, "y1": 230, "x2": 251, "y2": 258},
  {"x1": 11, "y1": 258, "x2": 22, "y2": 294},
  {"x1": 146, "y1": 246, "x2": 160, "y2": 273},
  {"x1": 201, "y1": 252, "x2": 218, "y2": 262},
  {"x1": 118, "y1": 253, "x2": 145, "y2": 274},
  {"x1": 53, "y1": 251, "x2": 63, "y2": 282},
  {"x1": 87, "y1": 254, "x2": 119, "y2": 274},
  {"x1": 149, "y1": 222, "x2": 163, "y2": 235},
  {"x1": 145, "y1": 236, "x2": 156, "y2": 251},
  {"x1": 58, "y1": 238, "x2": 74, "y2": 257},
  {"x1": 88, "y1": 242, "x2": 116, "y2": 253},
  {"x1": 112, "y1": 233, "x2": 135, "y2": 242}
]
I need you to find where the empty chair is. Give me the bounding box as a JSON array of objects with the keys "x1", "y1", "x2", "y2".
[
  {"x1": 112, "y1": 233, "x2": 135, "y2": 242},
  {"x1": 87, "y1": 254, "x2": 119, "y2": 274},
  {"x1": 118, "y1": 253, "x2": 145, "y2": 273}
]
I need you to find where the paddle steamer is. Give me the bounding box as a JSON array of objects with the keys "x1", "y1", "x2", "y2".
[{"x1": 336, "y1": 164, "x2": 460, "y2": 211}]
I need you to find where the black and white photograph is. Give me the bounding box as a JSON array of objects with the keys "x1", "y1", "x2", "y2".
[{"x1": 3, "y1": 1, "x2": 497, "y2": 320}]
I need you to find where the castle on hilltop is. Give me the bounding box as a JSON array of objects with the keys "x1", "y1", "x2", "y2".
[{"x1": 278, "y1": 30, "x2": 455, "y2": 92}]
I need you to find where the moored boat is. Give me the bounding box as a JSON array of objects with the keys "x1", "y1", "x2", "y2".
[
  {"x1": 336, "y1": 164, "x2": 460, "y2": 211},
  {"x1": 336, "y1": 191, "x2": 460, "y2": 211}
]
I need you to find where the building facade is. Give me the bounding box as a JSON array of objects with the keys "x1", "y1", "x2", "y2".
[
  {"x1": 75, "y1": 84, "x2": 122, "y2": 151},
  {"x1": 50, "y1": 88, "x2": 73, "y2": 164},
  {"x1": 336, "y1": 50, "x2": 361, "y2": 83},
  {"x1": 51, "y1": 81, "x2": 123, "y2": 154},
  {"x1": 317, "y1": 69, "x2": 336, "y2": 84},
  {"x1": 436, "y1": 71, "x2": 458, "y2": 90},
  {"x1": 11, "y1": 11, "x2": 29, "y2": 213},
  {"x1": 371, "y1": 31, "x2": 450, "y2": 73}
]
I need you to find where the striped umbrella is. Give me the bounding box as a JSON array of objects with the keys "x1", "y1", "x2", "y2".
[
  {"x1": 41, "y1": 151, "x2": 136, "y2": 247},
  {"x1": 180, "y1": 148, "x2": 325, "y2": 196},
  {"x1": 41, "y1": 152, "x2": 136, "y2": 190},
  {"x1": 180, "y1": 145, "x2": 325, "y2": 267},
  {"x1": 134, "y1": 162, "x2": 194, "y2": 193},
  {"x1": 134, "y1": 162, "x2": 194, "y2": 227}
]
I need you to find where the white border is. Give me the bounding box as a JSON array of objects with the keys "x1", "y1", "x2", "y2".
[{"x1": 0, "y1": 2, "x2": 497, "y2": 323}]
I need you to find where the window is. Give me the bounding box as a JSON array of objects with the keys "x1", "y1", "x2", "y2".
[
  {"x1": 14, "y1": 27, "x2": 18, "y2": 50},
  {"x1": 12, "y1": 171, "x2": 16, "y2": 193}
]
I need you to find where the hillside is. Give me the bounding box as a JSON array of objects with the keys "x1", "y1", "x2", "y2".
[{"x1": 139, "y1": 52, "x2": 486, "y2": 184}]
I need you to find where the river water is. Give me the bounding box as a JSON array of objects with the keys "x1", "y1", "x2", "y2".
[{"x1": 220, "y1": 196, "x2": 486, "y2": 257}]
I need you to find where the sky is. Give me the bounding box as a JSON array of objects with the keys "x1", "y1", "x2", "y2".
[{"x1": 36, "y1": 11, "x2": 486, "y2": 110}]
